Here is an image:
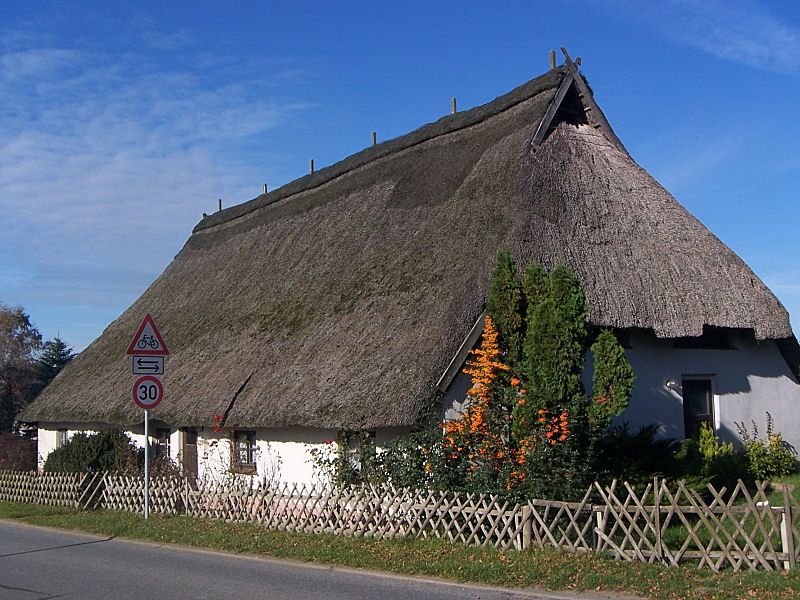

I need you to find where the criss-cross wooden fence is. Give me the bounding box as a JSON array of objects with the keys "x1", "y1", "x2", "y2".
[
  {"x1": 105, "y1": 478, "x2": 532, "y2": 550},
  {"x1": 591, "y1": 479, "x2": 798, "y2": 572},
  {"x1": 0, "y1": 469, "x2": 86, "y2": 507},
  {"x1": 2, "y1": 470, "x2": 798, "y2": 572},
  {"x1": 100, "y1": 474, "x2": 185, "y2": 515}
]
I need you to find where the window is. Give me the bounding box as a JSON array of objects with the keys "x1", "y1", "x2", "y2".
[
  {"x1": 233, "y1": 430, "x2": 257, "y2": 473},
  {"x1": 155, "y1": 428, "x2": 171, "y2": 459},
  {"x1": 56, "y1": 429, "x2": 69, "y2": 448},
  {"x1": 682, "y1": 378, "x2": 714, "y2": 439},
  {"x1": 343, "y1": 430, "x2": 376, "y2": 481},
  {"x1": 673, "y1": 327, "x2": 732, "y2": 350}
]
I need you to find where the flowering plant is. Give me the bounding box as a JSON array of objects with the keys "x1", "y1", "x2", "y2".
[{"x1": 212, "y1": 415, "x2": 225, "y2": 433}]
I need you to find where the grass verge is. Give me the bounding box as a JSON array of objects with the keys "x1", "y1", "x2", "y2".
[{"x1": 2, "y1": 501, "x2": 800, "y2": 599}]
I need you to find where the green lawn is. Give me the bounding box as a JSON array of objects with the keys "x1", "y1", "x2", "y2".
[
  {"x1": 765, "y1": 475, "x2": 800, "y2": 504},
  {"x1": 3, "y1": 501, "x2": 800, "y2": 599}
]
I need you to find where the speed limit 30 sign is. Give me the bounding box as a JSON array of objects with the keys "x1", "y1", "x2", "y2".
[{"x1": 132, "y1": 375, "x2": 164, "y2": 410}]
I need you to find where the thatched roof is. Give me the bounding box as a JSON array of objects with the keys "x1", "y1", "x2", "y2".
[{"x1": 22, "y1": 62, "x2": 796, "y2": 429}]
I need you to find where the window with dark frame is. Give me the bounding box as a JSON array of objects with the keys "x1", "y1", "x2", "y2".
[
  {"x1": 233, "y1": 430, "x2": 257, "y2": 472},
  {"x1": 682, "y1": 378, "x2": 713, "y2": 439},
  {"x1": 155, "y1": 428, "x2": 171, "y2": 459},
  {"x1": 56, "y1": 429, "x2": 68, "y2": 448}
]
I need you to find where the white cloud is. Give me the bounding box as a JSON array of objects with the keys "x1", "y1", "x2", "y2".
[
  {"x1": 0, "y1": 47, "x2": 82, "y2": 79},
  {"x1": 0, "y1": 29, "x2": 313, "y2": 350},
  {"x1": 605, "y1": 0, "x2": 800, "y2": 73}
]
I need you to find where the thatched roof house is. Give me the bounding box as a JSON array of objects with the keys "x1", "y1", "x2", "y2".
[{"x1": 23, "y1": 55, "x2": 798, "y2": 445}]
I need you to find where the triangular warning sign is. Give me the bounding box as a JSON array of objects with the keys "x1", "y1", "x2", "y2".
[{"x1": 126, "y1": 314, "x2": 169, "y2": 355}]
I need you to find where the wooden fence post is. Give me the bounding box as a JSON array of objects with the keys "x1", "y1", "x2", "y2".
[
  {"x1": 522, "y1": 505, "x2": 531, "y2": 550},
  {"x1": 594, "y1": 505, "x2": 604, "y2": 552},
  {"x1": 782, "y1": 484, "x2": 795, "y2": 571},
  {"x1": 653, "y1": 477, "x2": 663, "y2": 562}
]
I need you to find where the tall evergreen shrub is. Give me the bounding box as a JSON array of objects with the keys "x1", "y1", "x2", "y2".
[
  {"x1": 514, "y1": 263, "x2": 587, "y2": 438},
  {"x1": 485, "y1": 251, "x2": 525, "y2": 365},
  {"x1": 589, "y1": 329, "x2": 635, "y2": 430}
]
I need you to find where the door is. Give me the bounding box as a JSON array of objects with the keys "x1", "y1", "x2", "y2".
[
  {"x1": 182, "y1": 427, "x2": 198, "y2": 481},
  {"x1": 682, "y1": 378, "x2": 713, "y2": 439}
]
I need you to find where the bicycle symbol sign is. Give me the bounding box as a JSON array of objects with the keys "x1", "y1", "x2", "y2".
[
  {"x1": 137, "y1": 334, "x2": 160, "y2": 350},
  {"x1": 126, "y1": 314, "x2": 169, "y2": 356},
  {"x1": 132, "y1": 375, "x2": 163, "y2": 409},
  {"x1": 128, "y1": 314, "x2": 168, "y2": 411}
]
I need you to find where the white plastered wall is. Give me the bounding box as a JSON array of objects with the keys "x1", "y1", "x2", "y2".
[
  {"x1": 37, "y1": 422, "x2": 181, "y2": 470},
  {"x1": 441, "y1": 330, "x2": 800, "y2": 449},
  {"x1": 37, "y1": 423, "x2": 411, "y2": 482},
  {"x1": 194, "y1": 426, "x2": 411, "y2": 486},
  {"x1": 587, "y1": 330, "x2": 800, "y2": 449},
  {"x1": 255, "y1": 427, "x2": 339, "y2": 485}
]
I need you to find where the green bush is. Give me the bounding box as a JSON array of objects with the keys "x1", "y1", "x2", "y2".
[
  {"x1": 736, "y1": 413, "x2": 798, "y2": 481},
  {"x1": 698, "y1": 422, "x2": 734, "y2": 467},
  {"x1": 374, "y1": 434, "x2": 433, "y2": 490},
  {"x1": 696, "y1": 423, "x2": 747, "y2": 488},
  {"x1": 308, "y1": 431, "x2": 379, "y2": 487},
  {"x1": 596, "y1": 424, "x2": 680, "y2": 488},
  {"x1": 43, "y1": 429, "x2": 139, "y2": 473},
  {"x1": 596, "y1": 424, "x2": 748, "y2": 494},
  {"x1": 515, "y1": 428, "x2": 589, "y2": 501},
  {"x1": 666, "y1": 437, "x2": 735, "y2": 498}
]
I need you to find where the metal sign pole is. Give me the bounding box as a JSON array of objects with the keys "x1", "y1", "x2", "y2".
[
  {"x1": 144, "y1": 409, "x2": 149, "y2": 520},
  {"x1": 129, "y1": 313, "x2": 168, "y2": 522}
]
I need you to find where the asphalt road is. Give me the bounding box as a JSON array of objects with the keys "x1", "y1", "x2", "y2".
[{"x1": 0, "y1": 521, "x2": 595, "y2": 600}]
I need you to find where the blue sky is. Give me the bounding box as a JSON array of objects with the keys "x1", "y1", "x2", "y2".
[{"x1": 1, "y1": 1, "x2": 798, "y2": 351}]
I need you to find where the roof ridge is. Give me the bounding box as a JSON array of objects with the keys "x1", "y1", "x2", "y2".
[{"x1": 193, "y1": 67, "x2": 568, "y2": 233}]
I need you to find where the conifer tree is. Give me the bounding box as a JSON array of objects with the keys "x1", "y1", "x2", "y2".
[
  {"x1": 485, "y1": 251, "x2": 525, "y2": 365},
  {"x1": 514, "y1": 263, "x2": 587, "y2": 440},
  {"x1": 519, "y1": 263, "x2": 547, "y2": 382},
  {"x1": 522, "y1": 263, "x2": 547, "y2": 311},
  {"x1": 35, "y1": 337, "x2": 75, "y2": 390},
  {"x1": 589, "y1": 329, "x2": 634, "y2": 430}
]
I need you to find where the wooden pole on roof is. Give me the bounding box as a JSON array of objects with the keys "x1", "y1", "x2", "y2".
[
  {"x1": 309, "y1": 159, "x2": 314, "y2": 174},
  {"x1": 549, "y1": 50, "x2": 556, "y2": 69},
  {"x1": 218, "y1": 198, "x2": 222, "y2": 212},
  {"x1": 451, "y1": 97, "x2": 457, "y2": 114},
  {"x1": 371, "y1": 131, "x2": 377, "y2": 146},
  {"x1": 263, "y1": 182, "x2": 268, "y2": 194}
]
